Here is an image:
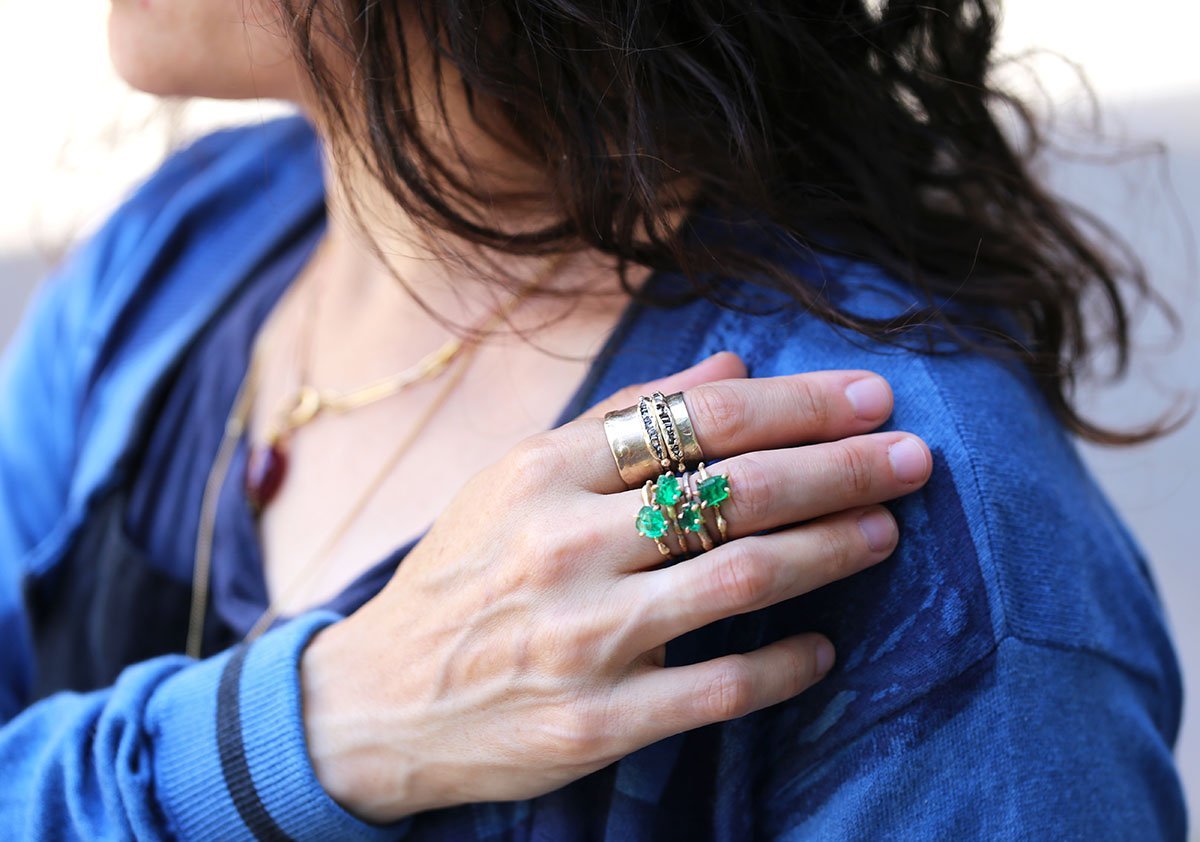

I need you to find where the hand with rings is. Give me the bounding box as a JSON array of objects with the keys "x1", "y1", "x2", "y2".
[{"x1": 299, "y1": 352, "x2": 933, "y2": 823}]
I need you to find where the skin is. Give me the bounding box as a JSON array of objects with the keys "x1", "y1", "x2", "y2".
[{"x1": 107, "y1": 0, "x2": 934, "y2": 823}]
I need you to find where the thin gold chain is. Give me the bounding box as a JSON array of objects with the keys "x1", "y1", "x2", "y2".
[
  {"x1": 186, "y1": 255, "x2": 569, "y2": 658},
  {"x1": 268, "y1": 337, "x2": 467, "y2": 442},
  {"x1": 267, "y1": 251, "x2": 468, "y2": 442},
  {"x1": 301, "y1": 340, "x2": 466, "y2": 413},
  {"x1": 186, "y1": 363, "x2": 258, "y2": 658},
  {"x1": 242, "y1": 341, "x2": 481, "y2": 644}
]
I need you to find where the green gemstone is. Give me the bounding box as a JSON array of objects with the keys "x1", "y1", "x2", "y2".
[
  {"x1": 636, "y1": 506, "x2": 668, "y2": 539},
  {"x1": 678, "y1": 504, "x2": 704, "y2": 533},
  {"x1": 654, "y1": 473, "x2": 682, "y2": 506},
  {"x1": 698, "y1": 473, "x2": 730, "y2": 507}
]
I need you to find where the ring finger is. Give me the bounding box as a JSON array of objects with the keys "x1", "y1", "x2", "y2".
[{"x1": 599, "y1": 429, "x2": 931, "y2": 570}]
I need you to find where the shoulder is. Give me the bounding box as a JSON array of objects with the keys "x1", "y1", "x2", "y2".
[
  {"x1": 673, "y1": 253, "x2": 1182, "y2": 758},
  {"x1": 753, "y1": 635, "x2": 1187, "y2": 838}
]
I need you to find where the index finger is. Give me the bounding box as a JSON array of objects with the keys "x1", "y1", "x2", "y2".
[{"x1": 556, "y1": 370, "x2": 895, "y2": 493}]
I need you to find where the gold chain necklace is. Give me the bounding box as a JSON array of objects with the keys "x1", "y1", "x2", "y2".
[
  {"x1": 186, "y1": 253, "x2": 571, "y2": 658},
  {"x1": 245, "y1": 252, "x2": 470, "y2": 514}
]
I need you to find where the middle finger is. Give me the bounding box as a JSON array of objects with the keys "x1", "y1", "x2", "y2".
[{"x1": 557, "y1": 371, "x2": 896, "y2": 494}]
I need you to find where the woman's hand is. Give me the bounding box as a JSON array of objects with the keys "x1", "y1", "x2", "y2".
[{"x1": 299, "y1": 352, "x2": 933, "y2": 823}]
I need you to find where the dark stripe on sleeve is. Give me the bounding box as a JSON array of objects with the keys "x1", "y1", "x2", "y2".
[{"x1": 217, "y1": 645, "x2": 295, "y2": 842}]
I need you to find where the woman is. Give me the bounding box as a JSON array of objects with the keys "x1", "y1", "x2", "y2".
[{"x1": 0, "y1": 0, "x2": 1187, "y2": 839}]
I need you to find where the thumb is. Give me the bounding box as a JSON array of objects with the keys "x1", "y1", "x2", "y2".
[{"x1": 577, "y1": 351, "x2": 747, "y2": 420}]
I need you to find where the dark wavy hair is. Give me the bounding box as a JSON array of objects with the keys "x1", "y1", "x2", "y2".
[{"x1": 278, "y1": 0, "x2": 1191, "y2": 445}]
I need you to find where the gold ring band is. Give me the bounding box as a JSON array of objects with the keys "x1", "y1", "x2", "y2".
[
  {"x1": 651, "y1": 391, "x2": 684, "y2": 471},
  {"x1": 664, "y1": 392, "x2": 704, "y2": 464},
  {"x1": 604, "y1": 404, "x2": 665, "y2": 487},
  {"x1": 605, "y1": 390, "x2": 705, "y2": 488}
]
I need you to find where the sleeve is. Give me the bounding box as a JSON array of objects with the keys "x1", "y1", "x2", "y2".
[
  {"x1": 755, "y1": 636, "x2": 1188, "y2": 841},
  {"x1": 0, "y1": 121, "x2": 264, "y2": 720},
  {"x1": 0, "y1": 608, "x2": 413, "y2": 840},
  {"x1": 0, "y1": 255, "x2": 79, "y2": 719},
  {"x1": 0, "y1": 220, "x2": 118, "y2": 721},
  {"x1": 0, "y1": 130, "x2": 413, "y2": 839}
]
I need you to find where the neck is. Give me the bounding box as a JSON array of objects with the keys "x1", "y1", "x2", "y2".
[
  {"x1": 293, "y1": 12, "x2": 693, "y2": 339},
  {"x1": 314, "y1": 149, "x2": 657, "y2": 357},
  {"x1": 303, "y1": 49, "x2": 645, "y2": 337}
]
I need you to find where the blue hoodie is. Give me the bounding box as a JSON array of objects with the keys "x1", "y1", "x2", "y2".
[{"x1": 0, "y1": 115, "x2": 1186, "y2": 840}]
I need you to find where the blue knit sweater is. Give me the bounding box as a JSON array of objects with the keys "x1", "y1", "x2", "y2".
[{"x1": 0, "y1": 115, "x2": 1186, "y2": 840}]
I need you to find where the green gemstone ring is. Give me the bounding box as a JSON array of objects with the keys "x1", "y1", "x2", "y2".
[
  {"x1": 694, "y1": 462, "x2": 730, "y2": 541},
  {"x1": 635, "y1": 480, "x2": 673, "y2": 556},
  {"x1": 635, "y1": 465, "x2": 730, "y2": 555}
]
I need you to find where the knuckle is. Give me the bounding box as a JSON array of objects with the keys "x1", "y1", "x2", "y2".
[
  {"x1": 728, "y1": 458, "x2": 772, "y2": 523},
  {"x1": 713, "y1": 543, "x2": 773, "y2": 609},
  {"x1": 564, "y1": 518, "x2": 607, "y2": 560},
  {"x1": 815, "y1": 520, "x2": 857, "y2": 578},
  {"x1": 525, "y1": 538, "x2": 575, "y2": 588},
  {"x1": 507, "y1": 432, "x2": 568, "y2": 480},
  {"x1": 703, "y1": 658, "x2": 756, "y2": 721},
  {"x1": 689, "y1": 383, "x2": 747, "y2": 444},
  {"x1": 792, "y1": 376, "x2": 832, "y2": 428},
  {"x1": 560, "y1": 616, "x2": 622, "y2": 673},
  {"x1": 831, "y1": 441, "x2": 874, "y2": 497},
  {"x1": 508, "y1": 520, "x2": 545, "y2": 561},
  {"x1": 508, "y1": 523, "x2": 576, "y2": 589},
  {"x1": 544, "y1": 702, "x2": 608, "y2": 761}
]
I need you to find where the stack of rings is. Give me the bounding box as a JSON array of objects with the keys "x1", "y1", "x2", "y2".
[{"x1": 604, "y1": 390, "x2": 732, "y2": 557}]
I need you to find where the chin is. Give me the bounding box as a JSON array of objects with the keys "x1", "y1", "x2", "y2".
[{"x1": 106, "y1": 0, "x2": 301, "y2": 100}]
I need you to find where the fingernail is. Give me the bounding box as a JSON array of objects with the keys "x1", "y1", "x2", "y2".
[
  {"x1": 888, "y1": 436, "x2": 928, "y2": 484},
  {"x1": 815, "y1": 639, "x2": 835, "y2": 676},
  {"x1": 858, "y1": 509, "x2": 896, "y2": 552},
  {"x1": 844, "y1": 376, "x2": 889, "y2": 420}
]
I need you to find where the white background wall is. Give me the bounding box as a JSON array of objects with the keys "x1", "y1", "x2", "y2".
[{"x1": 1, "y1": 0, "x2": 1197, "y2": 830}]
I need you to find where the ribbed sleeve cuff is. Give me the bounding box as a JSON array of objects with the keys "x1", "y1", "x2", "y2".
[{"x1": 149, "y1": 610, "x2": 415, "y2": 841}]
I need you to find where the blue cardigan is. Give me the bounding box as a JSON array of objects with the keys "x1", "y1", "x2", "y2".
[{"x1": 0, "y1": 115, "x2": 1186, "y2": 840}]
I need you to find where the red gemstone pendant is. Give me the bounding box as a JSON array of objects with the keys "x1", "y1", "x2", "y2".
[{"x1": 245, "y1": 438, "x2": 288, "y2": 514}]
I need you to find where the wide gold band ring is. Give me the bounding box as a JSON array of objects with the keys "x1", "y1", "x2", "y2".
[{"x1": 604, "y1": 391, "x2": 705, "y2": 488}]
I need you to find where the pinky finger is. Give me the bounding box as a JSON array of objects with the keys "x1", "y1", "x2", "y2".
[{"x1": 614, "y1": 633, "x2": 835, "y2": 749}]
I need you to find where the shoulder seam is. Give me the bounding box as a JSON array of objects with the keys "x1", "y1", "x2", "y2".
[{"x1": 909, "y1": 351, "x2": 1009, "y2": 641}]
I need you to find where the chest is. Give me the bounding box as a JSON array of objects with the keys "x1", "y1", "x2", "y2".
[{"x1": 246, "y1": 341, "x2": 598, "y2": 617}]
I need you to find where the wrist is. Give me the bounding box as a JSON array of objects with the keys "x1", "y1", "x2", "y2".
[{"x1": 300, "y1": 617, "x2": 420, "y2": 823}]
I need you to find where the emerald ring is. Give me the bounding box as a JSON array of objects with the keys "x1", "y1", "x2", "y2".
[
  {"x1": 635, "y1": 479, "x2": 674, "y2": 556},
  {"x1": 636, "y1": 463, "x2": 731, "y2": 555},
  {"x1": 693, "y1": 462, "x2": 730, "y2": 542}
]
